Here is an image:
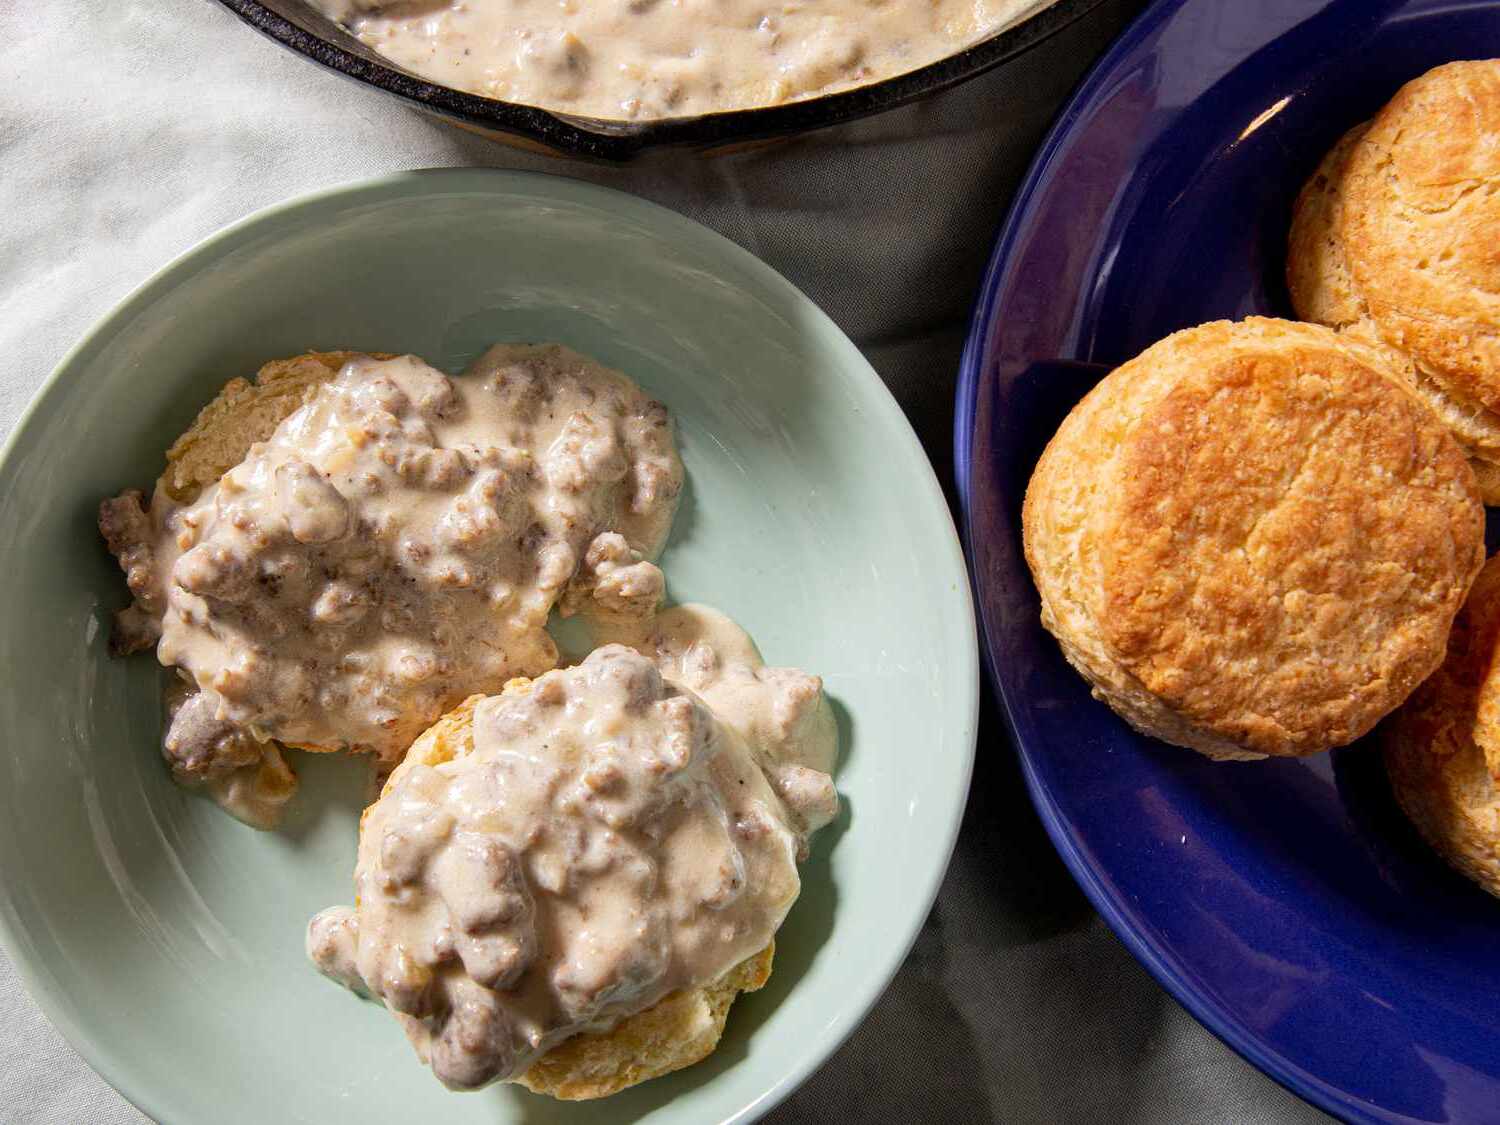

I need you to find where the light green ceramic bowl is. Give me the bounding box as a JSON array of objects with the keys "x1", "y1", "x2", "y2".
[{"x1": 0, "y1": 170, "x2": 977, "y2": 1124}]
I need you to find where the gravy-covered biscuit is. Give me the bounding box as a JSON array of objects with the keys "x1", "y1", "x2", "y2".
[
  {"x1": 1383, "y1": 553, "x2": 1500, "y2": 898},
  {"x1": 1023, "y1": 318, "x2": 1484, "y2": 760},
  {"x1": 310, "y1": 642, "x2": 836, "y2": 1097},
  {"x1": 100, "y1": 346, "x2": 685, "y2": 826},
  {"x1": 1288, "y1": 106, "x2": 1500, "y2": 501},
  {"x1": 369, "y1": 694, "x2": 776, "y2": 1100}
]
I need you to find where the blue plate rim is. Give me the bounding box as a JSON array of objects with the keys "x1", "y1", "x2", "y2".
[
  {"x1": 953, "y1": 1, "x2": 1392, "y2": 1121},
  {"x1": 0, "y1": 166, "x2": 980, "y2": 1125}
]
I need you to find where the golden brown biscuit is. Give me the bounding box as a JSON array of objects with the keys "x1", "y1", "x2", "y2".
[
  {"x1": 1288, "y1": 116, "x2": 1500, "y2": 501},
  {"x1": 373, "y1": 689, "x2": 775, "y2": 1101},
  {"x1": 515, "y1": 945, "x2": 773, "y2": 1101},
  {"x1": 1383, "y1": 553, "x2": 1500, "y2": 898},
  {"x1": 1023, "y1": 317, "x2": 1484, "y2": 760},
  {"x1": 1340, "y1": 61, "x2": 1500, "y2": 426},
  {"x1": 1288, "y1": 124, "x2": 1373, "y2": 332}
]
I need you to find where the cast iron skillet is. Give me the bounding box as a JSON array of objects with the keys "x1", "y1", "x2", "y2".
[{"x1": 213, "y1": 0, "x2": 1108, "y2": 160}]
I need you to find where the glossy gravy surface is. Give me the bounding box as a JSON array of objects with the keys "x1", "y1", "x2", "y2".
[{"x1": 313, "y1": 0, "x2": 1054, "y2": 120}]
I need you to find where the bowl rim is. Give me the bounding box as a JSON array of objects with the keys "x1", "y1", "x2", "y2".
[
  {"x1": 954, "y1": 0, "x2": 1457, "y2": 1121},
  {"x1": 210, "y1": 0, "x2": 1109, "y2": 160},
  {"x1": 0, "y1": 166, "x2": 980, "y2": 1124}
]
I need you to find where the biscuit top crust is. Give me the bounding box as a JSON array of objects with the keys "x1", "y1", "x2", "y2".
[
  {"x1": 1342, "y1": 60, "x2": 1500, "y2": 409},
  {"x1": 1098, "y1": 338, "x2": 1483, "y2": 755}
]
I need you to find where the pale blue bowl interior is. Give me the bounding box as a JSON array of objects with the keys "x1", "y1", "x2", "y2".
[{"x1": 0, "y1": 170, "x2": 977, "y2": 1125}]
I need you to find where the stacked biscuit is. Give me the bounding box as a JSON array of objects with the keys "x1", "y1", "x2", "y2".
[
  {"x1": 1288, "y1": 60, "x2": 1500, "y2": 503},
  {"x1": 1023, "y1": 60, "x2": 1500, "y2": 898}
]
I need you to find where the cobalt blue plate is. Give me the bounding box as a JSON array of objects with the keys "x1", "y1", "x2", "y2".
[{"x1": 955, "y1": 1, "x2": 1500, "y2": 1121}]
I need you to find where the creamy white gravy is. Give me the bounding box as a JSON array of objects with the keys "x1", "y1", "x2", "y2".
[
  {"x1": 561, "y1": 534, "x2": 838, "y2": 830},
  {"x1": 161, "y1": 675, "x2": 299, "y2": 829},
  {"x1": 583, "y1": 602, "x2": 839, "y2": 836},
  {"x1": 100, "y1": 344, "x2": 682, "y2": 826},
  {"x1": 312, "y1": 0, "x2": 1053, "y2": 121},
  {"x1": 307, "y1": 630, "x2": 836, "y2": 1089}
]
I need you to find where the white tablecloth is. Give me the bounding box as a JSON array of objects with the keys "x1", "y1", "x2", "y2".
[{"x1": 0, "y1": 1, "x2": 1330, "y2": 1121}]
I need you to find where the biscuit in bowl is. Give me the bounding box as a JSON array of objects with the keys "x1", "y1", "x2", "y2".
[
  {"x1": 311, "y1": 645, "x2": 836, "y2": 1097},
  {"x1": 1382, "y1": 554, "x2": 1500, "y2": 899},
  {"x1": 364, "y1": 690, "x2": 775, "y2": 1100},
  {"x1": 97, "y1": 352, "x2": 384, "y2": 826},
  {"x1": 1022, "y1": 317, "x2": 1485, "y2": 760},
  {"x1": 1289, "y1": 61, "x2": 1500, "y2": 500},
  {"x1": 99, "y1": 346, "x2": 685, "y2": 825}
]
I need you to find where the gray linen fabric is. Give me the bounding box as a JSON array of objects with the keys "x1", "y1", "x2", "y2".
[{"x1": 0, "y1": 0, "x2": 1329, "y2": 1120}]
